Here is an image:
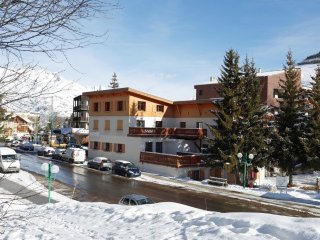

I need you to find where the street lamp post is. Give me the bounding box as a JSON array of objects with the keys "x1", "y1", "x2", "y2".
[
  {"x1": 237, "y1": 152, "x2": 254, "y2": 188},
  {"x1": 41, "y1": 161, "x2": 59, "y2": 203}
]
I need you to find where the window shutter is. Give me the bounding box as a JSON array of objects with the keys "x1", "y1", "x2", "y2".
[
  {"x1": 99, "y1": 142, "x2": 103, "y2": 150},
  {"x1": 105, "y1": 120, "x2": 110, "y2": 130},
  {"x1": 90, "y1": 141, "x2": 94, "y2": 149},
  {"x1": 114, "y1": 144, "x2": 117, "y2": 152},
  {"x1": 122, "y1": 144, "x2": 125, "y2": 153},
  {"x1": 109, "y1": 143, "x2": 113, "y2": 152}
]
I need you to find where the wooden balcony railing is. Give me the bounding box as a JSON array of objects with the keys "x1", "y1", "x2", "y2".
[
  {"x1": 140, "y1": 151, "x2": 203, "y2": 168},
  {"x1": 128, "y1": 127, "x2": 207, "y2": 139}
]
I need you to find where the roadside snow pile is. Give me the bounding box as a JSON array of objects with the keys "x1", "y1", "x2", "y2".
[{"x1": 1, "y1": 201, "x2": 320, "y2": 240}]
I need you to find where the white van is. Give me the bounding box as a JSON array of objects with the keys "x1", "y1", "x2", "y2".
[
  {"x1": 61, "y1": 148, "x2": 86, "y2": 164},
  {"x1": 0, "y1": 147, "x2": 20, "y2": 173}
]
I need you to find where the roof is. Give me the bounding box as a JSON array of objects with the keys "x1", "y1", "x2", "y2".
[
  {"x1": 257, "y1": 70, "x2": 284, "y2": 77},
  {"x1": 83, "y1": 87, "x2": 173, "y2": 105},
  {"x1": 0, "y1": 147, "x2": 16, "y2": 155},
  {"x1": 115, "y1": 159, "x2": 131, "y2": 164},
  {"x1": 173, "y1": 99, "x2": 213, "y2": 105},
  {"x1": 122, "y1": 194, "x2": 150, "y2": 201}
]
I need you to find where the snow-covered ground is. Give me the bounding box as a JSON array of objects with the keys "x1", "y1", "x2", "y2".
[{"x1": 1, "y1": 170, "x2": 320, "y2": 239}]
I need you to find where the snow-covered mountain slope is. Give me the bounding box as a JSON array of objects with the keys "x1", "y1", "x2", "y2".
[
  {"x1": 5, "y1": 70, "x2": 91, "y2": 121},
  {"x1": 299, "y1": 64, "x2": 318, "y2": 88}
]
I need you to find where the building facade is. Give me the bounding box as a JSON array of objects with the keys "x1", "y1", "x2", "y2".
[{"x1": 83, "y1": 88, "x2": 215, "y2": 179}]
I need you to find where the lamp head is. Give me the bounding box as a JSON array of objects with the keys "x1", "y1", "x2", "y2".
[
  {"x1": 248, "y1": 153, "x2": 254, "y2": 160},
  {"x1": 237, "y1": 153, "x2": 243, "y2": 159}
]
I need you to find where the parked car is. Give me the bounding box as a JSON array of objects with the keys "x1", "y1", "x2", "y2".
[
  {"x1": 119, "y1": 194, "x2": 154, "y2": 205},
  {"x1": 0, "y1": 147, "x2": 20, "y2": 173},
  {"x1": 37, "y1": 146, "x2": 55, "y2": 157},
  {"x1": 19, "y1": 142, "x2": 34, "y2": 151},
  {"x1": 11, "y1": 140, "x2": 21, "y2": 147},
  {"x1": 61, "y1": 147, "x2": 86, "y2": 164},
  {"x1": 87, "y1": 157, "x2": 113, "y2": 171},
  {"x1": 52, "y1": 148, "x2": 66, "y2": 160},
  {"x1": 112, "y1": 160, "x2": 141, "y2": 177}
]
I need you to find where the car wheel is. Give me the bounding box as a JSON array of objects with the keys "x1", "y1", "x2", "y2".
[
  {"x1": 69, "y1": 159, "x2": 73, "y2": 164},
  {"x1": 125, "y1": 172, "x2": 128, "y2": 177}
]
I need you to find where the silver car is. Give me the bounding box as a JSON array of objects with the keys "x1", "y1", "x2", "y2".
[
  {"x1": 87, "y1": 157, "x2": 113, "y2": 171},
  {"x1": 119, "y1": 194, "x2": 154, "y2": 205}
]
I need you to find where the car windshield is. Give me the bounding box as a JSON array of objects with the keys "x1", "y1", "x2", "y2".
[
  {"x1": 2, "y1": 154, "x2": 17, "y2": 161},
  {"x1": 124, "y1": 163, "x2": 135, "y2": 168},
  {"x1": 136, "y1": 198, "x2": 153, "y2": 205},
  {"x1": 102, "y1": 159, "x2": 110, "y2": 163}
]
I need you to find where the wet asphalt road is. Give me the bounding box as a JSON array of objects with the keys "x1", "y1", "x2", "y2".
[{"x1": 18, "y1": 151, "x2": 315, "y2": 217}]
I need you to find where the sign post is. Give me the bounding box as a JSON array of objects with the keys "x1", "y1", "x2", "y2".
[{"x1": 41, "y1": 161, "x2": 59, "y2": 203}]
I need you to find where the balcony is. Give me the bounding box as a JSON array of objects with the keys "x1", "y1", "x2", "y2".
[
  {"x1": 140, "y1": 151, "x2": 203, "y2": 168},
  {"x1": 73, "y1": 105, "x2": 89, "y2": 111},
  {"x1": 128, "y1": 127, "x2": 207, "y2": 139}
]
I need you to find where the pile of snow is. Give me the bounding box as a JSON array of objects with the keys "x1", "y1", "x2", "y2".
[
  {"x1": 1, "y1": 201, "x2": 320, "y2": 239},
  {"x1": 1, "y1": 171, "x2": 320, "y2": 239}
]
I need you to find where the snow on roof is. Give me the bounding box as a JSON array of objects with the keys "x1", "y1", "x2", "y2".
[{"x1": 257, "y1": 69, "x2": 284, "y2": 76}]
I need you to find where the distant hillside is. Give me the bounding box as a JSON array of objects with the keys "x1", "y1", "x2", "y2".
[
  {"x1": 298, "y1": 51, "x2": 320, "y2": 65},
  {"x1": 5, "y1": 71, "x2": 90, "y2": 125}
]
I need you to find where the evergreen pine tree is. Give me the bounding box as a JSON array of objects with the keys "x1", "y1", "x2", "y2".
[
  {"x1": 273, "y1": 51, "x2": 304, "y2": 185},
  {"x1": 308, "y1": 65, "x2": 320, "y2": 169},
  {"x1": 109, "y1": 72, "x2": 119, "y2": 89},
  {"x1": 207, "y1": 49, "x2": 243, "y2": 170},
  {"x1": 238, "y1": 57, "x2": 269, "y2": 168}
]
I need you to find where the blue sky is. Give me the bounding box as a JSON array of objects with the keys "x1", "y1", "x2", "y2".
[{"x1": 45, "y1": 0, "x2": 320, "y2": 100}]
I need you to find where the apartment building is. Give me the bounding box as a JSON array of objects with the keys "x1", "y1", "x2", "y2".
[
  {"x1": 72, "y1": 95, "x2": 89, "y2": 129},
  {"x1": 83, "y1": 88, "x2": 215, "y2": 179},
  {"x1": 194, "y1": 69, "x2": 302, "y2": 108}
]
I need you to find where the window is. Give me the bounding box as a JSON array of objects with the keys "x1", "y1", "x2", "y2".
[
  {"x1": 145, "y1": 142, "x2": 153, "y2": 152},
  {"x1": 104, "y1": 120, "x2": 110, "y2": 130},
  {"x1": 196, "y1": 122, "x2": 203, "y2": 128},
  {"x1": 180, "y1": 122, "x2": 186, "y2": 128},
  {"x1": 93, "y1": 120, "x2": 99, "y2": 131},
  {"x1": 155, "y1": 121, "x2": 162, "y2": 128},
  {"x1": 117, "y1": 120, "x2": 123, "y2": 130},
  {"x1": 138, "y1": 101, "x2": 146, "y2": 111},
  {"x1": 137, "y1": 120, "x2": 145, "y2": 127},
  {"x1": 273, "y1": 89, "x2": 284, "y2": 98},
  {"x1": 114, "y1": 143, "x2": 125, "y2": 153},
  {"x1": 156, "y1": 142, "x2": 163, "y2": 153},
  {"x1": 198, "y1": 89, "x2": 203, "y2": 96},
  {"x1": 93, "y1": 141, "x2": 99, "y2": 150},
  {"x1": 117, "y1": 101, "x2": 124, "y2": 111},
  {"x1": 104, "y1": 142, "x2": 111, "y2": 152},
  {"x1": 93, "y1": 102, "x2": 99, "y2": 112},
  {"x1": 105, "y1": 102, "x2": 111, "y2": 111},
  {"x1": 156, "y1": 105, "x2": 164, "y2": 112}
]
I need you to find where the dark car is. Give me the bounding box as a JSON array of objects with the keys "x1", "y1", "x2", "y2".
[
  {"x1": 52, "y1": 148, "x2": 66, "y2": 160},
  {"x1": 112, "y1": 160, "x2": 141, "y2": 177},
  {"x1": 87, "y1": 157, "x2": 113, "y2": 171},
  {"x1": 37, "y1": 146, "x2": 55, "y2": 157},
  {"x1": 119, "y1": 194, "x2": 154, "y2": 205},
  {"x1": 20, "y1": 142, "x2": 34, "y2": 151}
]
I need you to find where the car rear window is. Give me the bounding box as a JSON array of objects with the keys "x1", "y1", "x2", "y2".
[{"x1": 136, "y1": 198, "x2": 153, "y2": 205}]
